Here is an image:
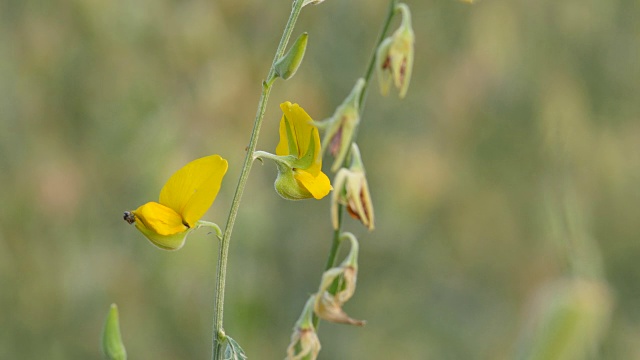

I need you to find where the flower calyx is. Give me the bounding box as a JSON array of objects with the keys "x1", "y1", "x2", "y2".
[
  {"x1": 315, "y1": 78, "x2": 365, "y2": 172},
  {"x1": 286, "y1": 295, "x2": 321, "y2": 360},
  {"x1": 376, "y1": 3, "x2": 414, "y2": 98},
  {"x1": 331, "y1": 144, "x2": 375, "y2": 230},
  {"x1": 314, "y1": 232, "x2": 365, "y2": 326}
]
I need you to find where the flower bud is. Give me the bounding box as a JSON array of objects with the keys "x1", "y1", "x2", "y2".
[
  {"x1": 315, "y1": 79, "x2": 365, "y2": 172},
  {"x1": 314, "y1": 233, "x2": 365, "y2": 326},
  {"x1": 331, "y1": 144, "x2": 374, "y2": 230},
  {"x1": 376, "y1": 3, "x2": 414, "y2": 98},
  {"x1": 286, "y1": 296, "x2": 321, "y2": 360},
  {"x1": 274, "y1": 33, "x2": 308, "y2": 80},
  {"x1": 101, "y1": 304, "x2": 127, "y2": 360}
]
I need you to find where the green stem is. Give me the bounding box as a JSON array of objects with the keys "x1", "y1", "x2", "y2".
[
  {"x1": 324, "y1": 205, "x2": 345, "y2": 270},
  {"x1": 211, "y1": 1, "x2": 305, "y2": 358},
  {"x1": 324, "y1": 0, "x2": 397, "y2": 276},
  {"x1": 312, "y1": 0, "x2": 398, "y2": 329}
]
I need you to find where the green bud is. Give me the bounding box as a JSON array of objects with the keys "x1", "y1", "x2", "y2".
[
  {"x1": 101, "y1": 304, "x2": 127, "y2": 360},
  {"x1": 275, "y1": 33, "x2": 308, "y2": 80}
]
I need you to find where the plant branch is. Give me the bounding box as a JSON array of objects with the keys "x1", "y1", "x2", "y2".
[
  {"x1": 211, "y1": 1, "x2": 305, "y2": 358},
  {"x1": 312, "y1": 0, "x2": 398, "y2": 329}
]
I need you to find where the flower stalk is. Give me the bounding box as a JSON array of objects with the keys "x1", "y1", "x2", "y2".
[
  {"x1": 312, "y1": 0, "x2": 399, "y2": 329},
  {"x1": 212, "y1": 0, "x2": 306, "y2": 358}
]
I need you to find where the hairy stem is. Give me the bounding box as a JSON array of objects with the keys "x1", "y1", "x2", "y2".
[{"x1": 212, "y1": 1, "x2": 305, "y2": 358}]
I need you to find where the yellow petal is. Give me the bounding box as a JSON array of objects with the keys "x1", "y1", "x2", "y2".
[
  {"x1": 131, "y1": 202, "x2": 190, "y2": 250},
  {"x1": 159, "y1": 155, "x2": 228, "y2": 227},
  {"x1": 133, "y1": 202, "x2": 187, "y2": 235},
  {"x1": 294, "y1": 169, "x2": 332, "y2": 200},
  {"x1": 276, "y1": 102, "x2": 318, "y2": 160}
]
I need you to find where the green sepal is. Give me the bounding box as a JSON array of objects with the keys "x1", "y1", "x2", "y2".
[{"x1": 274, "y1": 165, "x2": 314, "y2": 200}]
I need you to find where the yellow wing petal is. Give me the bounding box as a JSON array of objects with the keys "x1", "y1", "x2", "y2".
[
  {"x1": 294, "y1": 169, "x2": 332, "y2": 200},
  {"x1": 159, "y1": 155, "x2": 228, "y2": 227}
]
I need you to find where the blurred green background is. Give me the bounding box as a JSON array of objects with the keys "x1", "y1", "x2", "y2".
[{"x1": 1, "y1": 0, "x2": 639, "y2": 358}]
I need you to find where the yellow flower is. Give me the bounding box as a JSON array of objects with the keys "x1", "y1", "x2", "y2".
[
  {"x1": 256, "y1": 102, "x2": 332, "y2": 200},
  {"x1": 124, "y1": 155, "x2": 228, "y2": 250}
]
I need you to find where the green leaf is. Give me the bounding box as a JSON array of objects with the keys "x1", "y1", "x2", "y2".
[{"x1": 224, "y1": 336, "x2": 247, "y2": 360}]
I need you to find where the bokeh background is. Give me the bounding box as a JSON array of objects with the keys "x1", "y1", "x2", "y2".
[{"x1": 1, "y1": 0, "x2": 639, "y2": 358}]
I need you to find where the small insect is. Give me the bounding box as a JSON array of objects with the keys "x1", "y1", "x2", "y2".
[{"x1": 123, "y1": 211, "x2": 135, "y2": 225}]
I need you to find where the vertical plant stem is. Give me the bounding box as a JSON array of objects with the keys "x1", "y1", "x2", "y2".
[
  {"x1": 322, "y1": 0, "x2": 397, "y2": 274},
  {"x1": 324, "y1": 205, "x2": 345, "y2": 271},
  {"x1": 312, "y1": 0, "x2": 398, "y2": 329},
  {"x1": 212, "y1": 1, "x2": 304, "y2": 358}
]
